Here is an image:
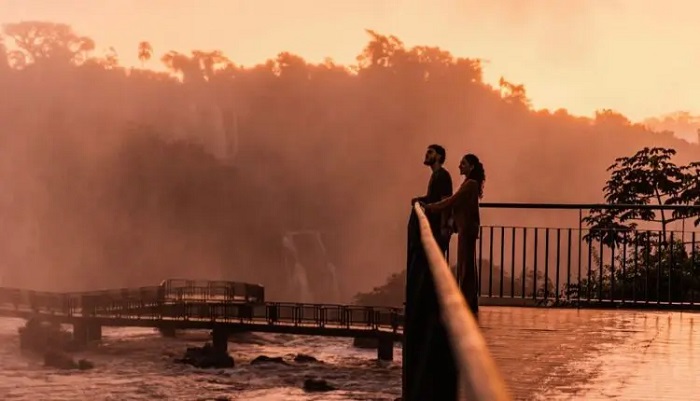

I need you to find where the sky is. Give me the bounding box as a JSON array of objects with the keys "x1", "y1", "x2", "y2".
[{"x1": 1, "y1": 0, "x2": 699, "y2": 122}]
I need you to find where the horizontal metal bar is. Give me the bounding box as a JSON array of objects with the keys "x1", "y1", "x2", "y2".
[{"x1": 481, "y1": 202, "x2": 700, "y2": 211}]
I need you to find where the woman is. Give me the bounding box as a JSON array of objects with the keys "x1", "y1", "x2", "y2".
[{"x1": 424, "y1": 153, "x2": 485, "y2": 316}]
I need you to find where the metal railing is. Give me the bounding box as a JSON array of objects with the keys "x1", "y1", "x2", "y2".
[
  {"x1": 159, "y1": 279, "x2": 265, "y2": 303},
  {"x1": 0, "y1": 286, "x2": 402, "y2": 335},
  {"x1": 476, "y1": 203, "x2": 700, "y2": 308},
  {"x1": 411, "y1": 203, "x2": 511, "y2": 401}
]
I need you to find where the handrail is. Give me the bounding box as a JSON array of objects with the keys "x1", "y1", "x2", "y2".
[
  {"x1": 413, "y1": 202, "x2": 512, "y2": 401},
  {"x1": 481, "y1": 202, "x2": 700, "y2": 211}
]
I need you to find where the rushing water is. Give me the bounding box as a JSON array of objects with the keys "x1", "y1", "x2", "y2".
[{"x1": 0, "y1": 318, "x2": 401, "y2": 401}]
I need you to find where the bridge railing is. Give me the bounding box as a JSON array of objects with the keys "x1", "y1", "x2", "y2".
[
  {"x1": 477, "y1": 203, "x2": 700, "y2": 307},
  {"x1": 159, "y1": 279, "x2": 265, "y2": 303},
  {"x1": 0, "y1": 285, "x2": 402, "y2": 332},
  {"x1": 157, "y1": 301, "x2": 401, "y2": 331},
  {"x1": 410, "y1": 203, "x2": 511, "y2": 401},
  {"x1": 0, "y1": 288, "x2": 72, "y2": 314}
]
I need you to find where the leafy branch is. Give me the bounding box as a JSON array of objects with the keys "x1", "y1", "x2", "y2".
[{"x1": 583, "y1": 147, "x2": 700, "y2": 246}]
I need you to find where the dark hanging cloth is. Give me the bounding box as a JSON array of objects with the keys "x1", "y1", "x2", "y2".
[{"x1": 403, "y1": 207, "x2": 458, "y2": 401}]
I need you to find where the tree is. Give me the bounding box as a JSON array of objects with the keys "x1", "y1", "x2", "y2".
[
  {"x1": 137, "y1": 41, "x2": 152, "y2": 67},
  {"x1": 498, "y1": 77, "x2": 529, "y2": 107},
  {"x1": 595, "y1": 109, "x2": 632, "y2": 127},
  {"x1": 275, "y1": 52, "x2": 308, "y2": 78},
  {"x1": 356, "y1": 30, "x2": 406, "y2": 69},
  {"x1": 577, "y1": 147, "x2": 700, "y2": 304},
  {"x1": 583, "y1": 147, "x2": 700, "y2": 246},
  {"x1": 1, "y1": 21, "x2": 95, "y2": 66},
  {"x1": 671, "y1": 160, "x2": 700, "y2": 226},
  {"x1": 161, "y1": 50, "x2": 232, "y2": 82},
  {"x1": 100, "y1": 47, "x2": 119, "y2": 69}
]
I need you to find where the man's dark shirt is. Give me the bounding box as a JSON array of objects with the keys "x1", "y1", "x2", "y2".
[{"x1": 419, "y1": 167, "x2": 453, "y2": 238}]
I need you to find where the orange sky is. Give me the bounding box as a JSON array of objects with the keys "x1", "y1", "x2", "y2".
[{"x1": 2, "y1": 0, "x2": 699, "y2": 122}]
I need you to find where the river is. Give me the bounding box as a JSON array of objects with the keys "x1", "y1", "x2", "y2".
[{"x1": 0, "y1": 318, "x2": 401, "y2": 400}]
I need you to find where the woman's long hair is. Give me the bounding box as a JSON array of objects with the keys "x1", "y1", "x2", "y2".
[{"x1": 464, "y1": 153, "x2": 485, "y2": 198}]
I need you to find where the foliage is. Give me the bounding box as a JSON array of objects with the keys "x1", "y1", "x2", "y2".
[
  {"x1": 2, "y1": 21, "x2": 94, "y2": 67},
  {"x1": 354, "y1": 271, "x2": 406, "y2": 308},
  {"x1": 576, "y1": 147, "x2": 700, "y2": 304},
  {"x1": 565, "y1": 236, "x2": 700, "y2": 303},
  {"x1": 583, "y1": 147, "x2": 700, "y2": 246}
]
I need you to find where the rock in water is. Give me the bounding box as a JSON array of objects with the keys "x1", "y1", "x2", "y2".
[
  {"x1": 43, "y1": 350, "x2": 95, "y2": 370},
  {"x1": 44, "y1": 350, "x2": 76, "y2": 369},
  {"x1": 175, "y1": 343, "x2": 235, "y2": 369},
  {"x1": 19, "y1": 318, "x2": 76, "y2": 353},
  {"x1": 250, "y1": 355, "x2": 288, "y2": 365},
  {"x1": 352, "y1": 337, "x2": 378, "y2": 349},
  {"x1": 78, "y1": 359, "x2": 95, "y2": 370},
  {"x1": 303, "y1": 378, "x2": 336, "y2": 392},
  {"x1": 293, "y1": 354, "x2": 320, "y2": 363}
]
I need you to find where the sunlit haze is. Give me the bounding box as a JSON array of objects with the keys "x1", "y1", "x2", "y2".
[
  {"x1": 2, "y1": 0, "x2": 700, "y2": 122},
  {"x1": 1, "y1": 0, "x2": 700, "y2": 298},
  {"x1": 2, "y1": 3, "x2": 700, "y2": 401}
]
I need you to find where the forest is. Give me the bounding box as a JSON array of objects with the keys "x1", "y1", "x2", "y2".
[{"x1": 0, "y1": 21, "x2": 698, "y2": 300}]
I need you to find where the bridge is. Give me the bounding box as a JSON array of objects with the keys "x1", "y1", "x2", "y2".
[{"x1": 0, "y1": 278, "x2": 403, "y2": 360}]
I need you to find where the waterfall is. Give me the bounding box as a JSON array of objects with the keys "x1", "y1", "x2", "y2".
[
  {"x1": 281, "y1": 231, "x2": 342, "y2": 303},
  {"x1": 282, "y1": 234, "x2": 313, "y2": 303},
  {"x1": 175, "y1": 82, "x2": 239, "y2": 165}
]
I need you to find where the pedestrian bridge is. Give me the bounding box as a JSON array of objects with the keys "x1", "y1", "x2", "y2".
[{"x1": 0, "y1": 278, "x2": 403, "y2": 360}]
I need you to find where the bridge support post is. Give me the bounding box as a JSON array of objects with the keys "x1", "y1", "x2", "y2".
[
  {"x1": 377, "y1": 335, "x2": 394, "y2": 361},
  {"x1": 73, "y1": 320, "x2": 102, "y2": 344},
  {"x1": 212, "y1": 327, "x2": 228, "y2": 353}
]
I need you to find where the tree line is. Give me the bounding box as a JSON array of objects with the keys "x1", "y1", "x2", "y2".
[{"x1": 0, "y1": 21, "x2": 698, "y2": 300}]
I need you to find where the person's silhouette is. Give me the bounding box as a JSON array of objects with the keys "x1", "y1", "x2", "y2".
[
  {"x1": 425, "y1": 153, "x2": 485, "y2": 316},
  {"x1": 411, "y1": 144, "x2": 453, "y2": 255}
]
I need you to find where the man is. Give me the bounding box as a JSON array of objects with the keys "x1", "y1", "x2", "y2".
[{"x1": 412, "y1": 144, "x2": 453, "y2": 254}]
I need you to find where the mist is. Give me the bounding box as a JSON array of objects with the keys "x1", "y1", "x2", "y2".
[{"x1": 0, "y1": 21, "x2": 698, "y2": 301}]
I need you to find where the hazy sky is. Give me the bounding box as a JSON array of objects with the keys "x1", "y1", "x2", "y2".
[{"x1": 2, "y1": 0, "x2": 699, "y2": 121}]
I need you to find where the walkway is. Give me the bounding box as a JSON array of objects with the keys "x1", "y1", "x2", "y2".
[
  {"x1": 481, "y1": 306, "x2": 699, "y2": 401},
  {"x1": 0, "y1": 284, "x2": 402, "y2": 340},
  {"x1": 0, "y1": 284, "x2": 403, "y2": 360}
]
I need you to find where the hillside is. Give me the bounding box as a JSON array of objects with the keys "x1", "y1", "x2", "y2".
[{"x1": 0, "y1": 22, "x2": 698, "y2": 298}]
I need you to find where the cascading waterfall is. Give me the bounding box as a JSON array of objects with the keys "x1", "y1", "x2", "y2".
[
  {"x1": 313, "y1": 236, "x2": 342, "y2": 303},
  {"x1": 281, "y1": 231, "x2": 342, "y2": 303},
  {"x1": 178, "y1": 84, "x2": 239, "y2": 165},
  {"x1": 282, "y1": 234, "x2": 313, "y2": 303}
]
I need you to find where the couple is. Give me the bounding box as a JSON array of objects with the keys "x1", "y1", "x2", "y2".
[{"x1": 412, "y1": 144, "x2": 485, "y2": 316}]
